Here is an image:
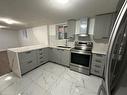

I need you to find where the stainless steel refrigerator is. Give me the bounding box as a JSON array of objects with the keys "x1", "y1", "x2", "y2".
[{"x1": 98, "y1": 0, "x2": 127, "y2": 95}]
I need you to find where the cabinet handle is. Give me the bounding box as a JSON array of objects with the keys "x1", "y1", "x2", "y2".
[
  {"x1": 40, "y1": 53, "x2": 43, "y2": 55},
  {"x1": 40, "y1": 57, "x2": 43, "y2": 59},
  {"x1": 39, "y1": 49, "x2": 42, "y2": 51},
  {"x1": 40, "y1": 60, "x2": 44, "y2": 63},
  {"x1": 95, "y1": 60, "x2": 102, "y2": 63},
  {"x1": 94, "y1": 65, "x2": 101, "y2": 68},
  {"x1": 96, "y1": 54, "x2": 103, "y2": 57},
  {"x1": 28, "y1": 61, "x2": 32, "y2": 64},
  {"x1": 26, "y1": 51, "x2": 31, "y2": 54},
  {"x1": 94, "y1": 70, "x2": 99, "y2": 73}
]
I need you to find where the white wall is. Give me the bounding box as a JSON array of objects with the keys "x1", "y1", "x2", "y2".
[
  {"x1": 18, "y1": 25, "x2": 49, "y2": 46},
  {"x1": 0, "y1": 29, "x2": 20, "y2": 50}
]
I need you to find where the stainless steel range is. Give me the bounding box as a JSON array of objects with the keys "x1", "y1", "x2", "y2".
[{"x1": 70, "y1": 41, "x2": 93, "y2": 75}]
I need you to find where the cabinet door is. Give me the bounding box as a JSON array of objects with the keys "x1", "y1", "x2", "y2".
[
  {"x1": 61, "y1": 50, "x2": 70, "y2": 66},
  {"x1": 55, "y1": 49, "x2": 61, "y2": 64},
  {"x1": 67, "y1": 19, "x2": 76, "y2": 38},
  {"x1": 48, "y1": 48, "x2": 59, "y2": 63},
  {"x1": 18, "y1": 50, "x2": 37, "y2": 74},
  {"x1": 48, "y1": 48, "x2": 55, "y2": 62},
  {"x1": 94, "y1": 13, "x2": 113, "y2": 39},
  {"x1": 36, "y1": 48, "x2": 48, "y2": 66}
]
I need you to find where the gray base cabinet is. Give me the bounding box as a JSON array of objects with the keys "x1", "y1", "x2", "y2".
[
  {"x1": 60, "y1": 49, "x2": 70, "y2": 66},
  {"x1": 18, "y1": 50, "x2": 37, "y2": 74},
  {"x1": 18, "y1": 48, "x2": 49, "y2": 74},
  {"x1": 36, "y1": 48, "x2": 48, "y2": 66},
  {"x1": 17, "y1": 47, "x2": 70, "y2": 75},
  {"x1": 49, "y1": 48, "x2": 70, "y2": 67},
  {"x1": 48, "y1": 48, "x2": 60, "y2": 63},
  {"x1": 91, "y1": 53, "x2": 106, "y2": 77}
]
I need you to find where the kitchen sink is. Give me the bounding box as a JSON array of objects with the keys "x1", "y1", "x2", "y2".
[{"x1": 57, "y1": 46, "x2": 71, "y2": 48}]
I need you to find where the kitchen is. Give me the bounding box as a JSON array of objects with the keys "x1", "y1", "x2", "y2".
[{"x1": 0, "y1": 0, "x2": 126, "y2": 95}]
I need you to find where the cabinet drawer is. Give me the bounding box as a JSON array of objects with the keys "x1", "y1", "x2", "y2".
[
  {"x1": 92, "y1": 54, "x2": 106, "y2": 61},
  {"x1": 37, "y1": 54, "x2": 48, "y2": 66},
  {"x1": 92, "y1": 59, "x2": 106, "y2": 66},
  {"x1": 91, "y1": 67, "x2": 103, "y2": 76},
  {"x1": 93, "y1": 58, "x2": 104, "y2": 64},
  {"x1": 38, "y1": 59, "x2": 46, "y2": 65},
  {"x1": 19, "y1": 50, "x2": 36, "y2": 62},
  {"x1": 91, "y1": 63, "x2": 104, "y2": 70},
  {"x1": 37, "y1": 48, "x2": 47, "y2": 54},
  {"x1": 20, "y1": 59, "x2": 36, "y2": 74},
  {"x1": 38, "y1": 55, "x2": 48, "y2": 61}
]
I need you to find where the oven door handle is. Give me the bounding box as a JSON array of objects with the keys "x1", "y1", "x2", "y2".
[{"x1": 71, "y1": 51, "x2": 91, "y2": 55}]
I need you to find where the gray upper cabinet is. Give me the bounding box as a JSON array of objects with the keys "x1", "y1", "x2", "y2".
[
  {"x1": 67, "y1": 19, "x2": 76, "y2": 39},
  {"x1": 94, "y1": 13, "x2": 113, "y2": 39}
]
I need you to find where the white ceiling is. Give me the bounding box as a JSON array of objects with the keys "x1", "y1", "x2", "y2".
[{"x1": 0, "y1": 0, "x2": 119, "y2": 30}]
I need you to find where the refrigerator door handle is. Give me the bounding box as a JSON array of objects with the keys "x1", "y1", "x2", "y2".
[{"x1": 105, "y1": 1, "x2": 127, "y2": 95}]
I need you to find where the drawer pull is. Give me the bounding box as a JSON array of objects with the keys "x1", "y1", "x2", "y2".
[
  {"x1": 95, "y1": 54, "x2": 103, "y2": 57},
  {"x1": 94, "y1": 65, "x2": 101, "y2": 68},
  {"x1": 95, "y1": 60, "x2": 102, "y2": 63},
  {"x1": 25, "y1": 51, "x2": 31, "y2": 54},
  {"x1": 94, "y1": 70, "x2": 100, "y2": 73},
  {"x1": 40, "y1": 53, "x2": 43, "y2": 55},
  {"x1": 40, "y1": 60, "x2": 44, "y2": 63},
  {"x1": 40, "y1": 57, "x2": 43, "y2": 59},
  {"x1": 39, "y1": 49, "x2": 42, "y2": 51},
  {"x1": 28, "y1": 61, "x2": 32, "y2": 64}
]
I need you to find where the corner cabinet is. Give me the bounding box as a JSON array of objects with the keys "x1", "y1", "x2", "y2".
[
  {"x1": 49, "y1": 48, "x2": 70, "y2": 67},
  {"x1": 18, "y1": 48, "x2": 49, "y2": 75},
  {"x1": 94, "y1": 13, "x2": 114, "y2": 39},
  {"x1": 8, "y1": 47, "x2": 70, "y2": 77}
]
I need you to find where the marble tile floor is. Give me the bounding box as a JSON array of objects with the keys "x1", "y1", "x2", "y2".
[{"x1": 0, "y1": 62, "x2": 102, "y2": 95}]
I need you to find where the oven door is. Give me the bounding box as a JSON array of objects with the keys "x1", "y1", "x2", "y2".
[{"x1": 70, "y1": 50, "x2": 91, "y2": 68}]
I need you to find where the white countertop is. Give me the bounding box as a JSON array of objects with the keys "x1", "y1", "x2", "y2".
[
  {"x1": 8, "y1": 45, "x2": 72, "y2": 53},
  {"x1": 8, "y1": 43, "x2": 108, "y2": 54},
  {"x1": 8, "y1": 45, "x2": 48, "y2": 52}
]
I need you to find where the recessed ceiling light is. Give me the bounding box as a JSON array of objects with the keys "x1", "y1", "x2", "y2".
[
  {"x1": 0, "y1": 25, "x2": 8, "y2": 28},
  {"x1": 0, "y1": 18, "x2": 23, "y2": 25},
  {"x1": 54, "y1": 0, "x2": 69, "y2": 4}
]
